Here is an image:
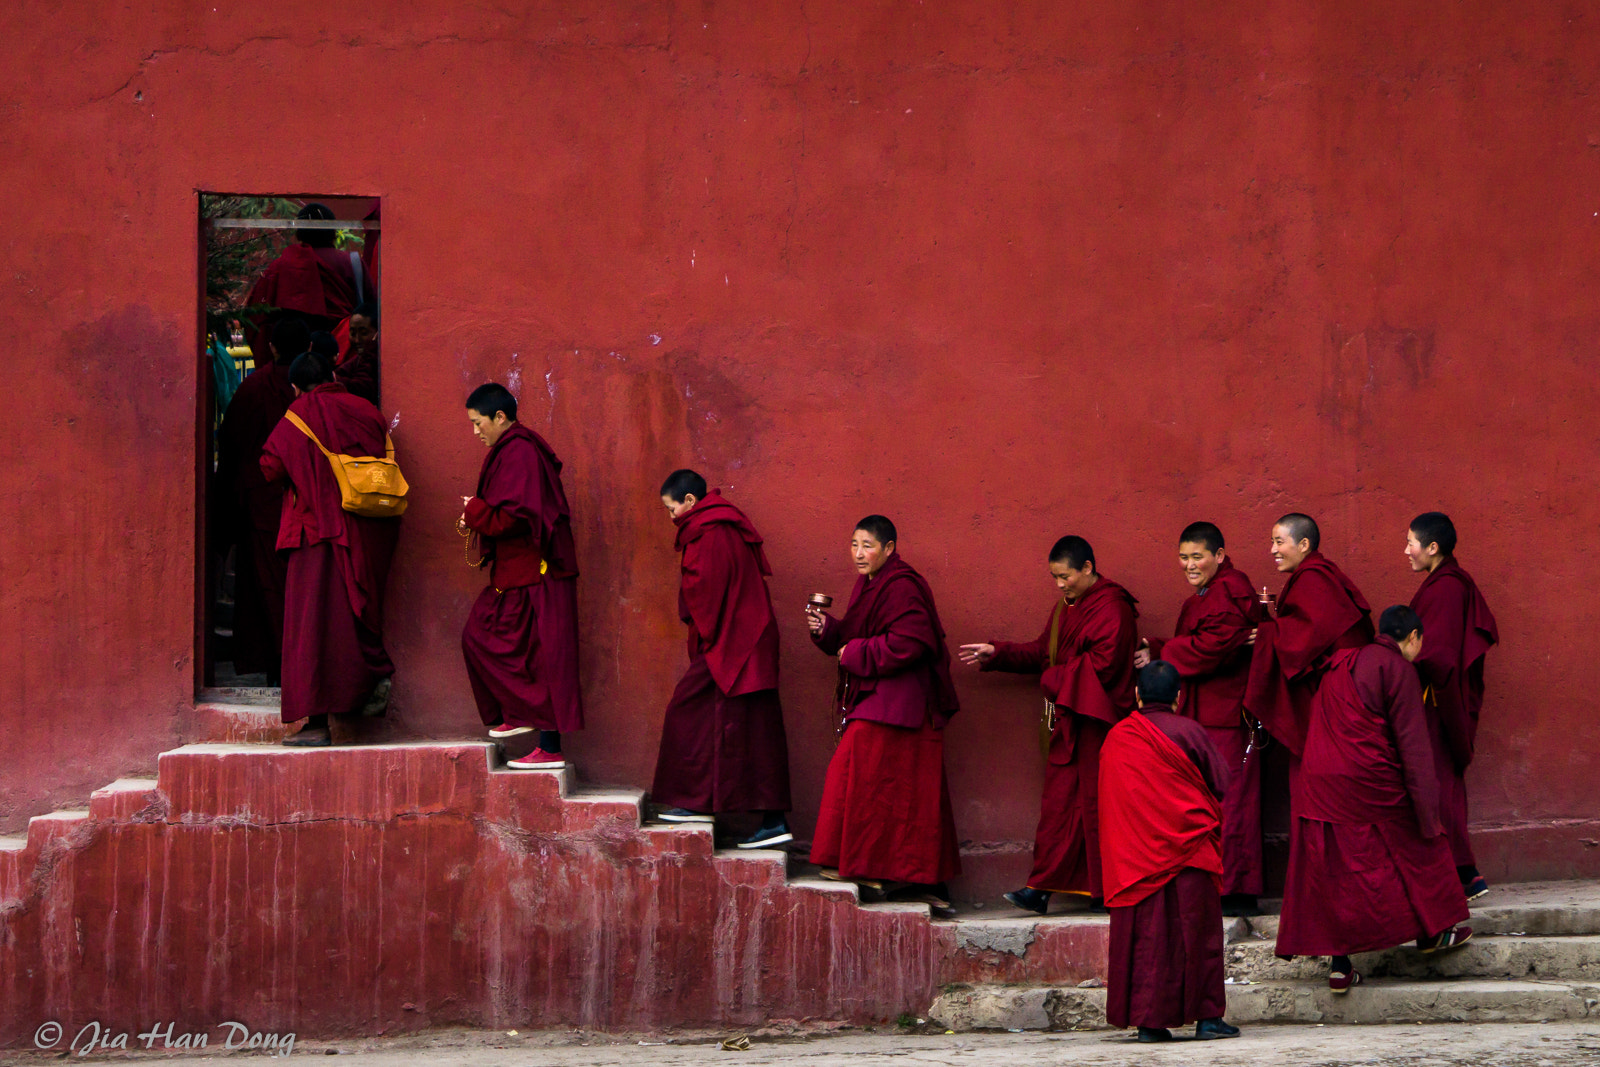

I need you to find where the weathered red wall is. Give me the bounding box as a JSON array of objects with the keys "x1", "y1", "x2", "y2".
[{"x1": 3, "y1": 1, "x2": 1599, "y2": 893}]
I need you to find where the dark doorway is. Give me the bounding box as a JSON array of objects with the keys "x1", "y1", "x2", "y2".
[{"x1": 197, "y1": 194, "x2": 382, "y2": 698}]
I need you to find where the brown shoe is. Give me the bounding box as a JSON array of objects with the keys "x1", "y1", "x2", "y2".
[{"x1": 283, "y1": 726, "x2": 331, "y2": 748}]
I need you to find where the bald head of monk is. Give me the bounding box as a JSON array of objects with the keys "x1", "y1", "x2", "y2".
[
  {"x1": 466, "y1": 383, "x2": 519, "y2": 448},
  {"x1": 1049, "y1": 535, "x2": 1100, "y2": 602},
  {"x1": 660, "y1": 468, "x2": 708, "y2": 520},
  {"x1": 1178, "y1": 521, "x2": 1227, "y2": 589},
  {"x1": 1270, "y1": 513, "x2": 1319, "y2": 574},
  {"x1": 1136, "y1": 660, "x2": 1182, "y2": 709}
]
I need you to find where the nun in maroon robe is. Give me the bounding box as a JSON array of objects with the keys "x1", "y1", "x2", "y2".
[
  {"x1": 215, "y1": 338, "x2": 299, "y2": 683},
  {"x1": 1244, "y1": 543, "x2": 1373, "y2": 759},
  {"x1": 966, "y1": 537, "x2": 1137, "y2": 910},
  {"x1": 1145, "y1": 537, "x2": 1268, "y2": 905},
  {"x1": 460, "y1": 393, "x2": 583, "y2": 749},
  {"x1": 1276, "y1": 607, "x2": 1471, "y2": 987},
  {"x1": 260, "y1": 362, "x2": 399, "y2": 739},
  {"x1": 808, "y1": 518, "x2": 961, "y2": 896},
  {"x1": 1409, "y1": 526, "x2": 1499, "y2": 892},
  {"x1": 1100, "y1": 662, "x2": 1237, "y2": 1042},
  {"x1": 651, "y1": 481, "x2": 791, "y2": 833}
]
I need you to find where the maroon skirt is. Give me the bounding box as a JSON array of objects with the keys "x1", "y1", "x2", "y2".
[
  {"x1": 1107, "y1": 867, "x2": 1227, "y2": 1029},
  {"x1": 1206, "y1": 722, "x2": 1264, "y2": 897},
  {"x1": 1028, "y1": 715, "x2": 1109, "y2": 897},
  {"x1": 461, "y1": 578, "x2": 583, "y2": 732},
  {"x1": 280, "y1": 541, "x2": 392, "y2": 723},
  {"x1": 651, "y1": 654, "x2": 791, "y2": 813},
  {"x1": 810, "y1": 719, "x2": 960, "y2": 885},
  {"x1": 1276, "y1": 816, "x2": 1469, "y2": 957}
]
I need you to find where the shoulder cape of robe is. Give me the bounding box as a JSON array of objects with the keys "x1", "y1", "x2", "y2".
[
  {"x1": 243, "y1": 245, "x2": 360, "y2": 363},
  {"x1": 1410, "y1": 559, "x2": 1499, "y2": 769},
  {"x1": 673, "y1": 490, "x2": 780, "y2": 697},
  {"x1": 463, "y1": 422, "x2": 579, "y2": 588},
  {"x1": 1098, "y1": 708, "x2": 1227, "y2": 908},
  {"x1": 260, "y1": 383, "x2": 396, "y2": 632},
  {"x1": 1147, "y1": 559, "x2": 1265, "y2": 728},
  {"x1": 1243, "y1": 552, "x2": 1373, "y2": 755},
  {"x1": 812, "y1": 553, "x2": 961, "y2": 727}
]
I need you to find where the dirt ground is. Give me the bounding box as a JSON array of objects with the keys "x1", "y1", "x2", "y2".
[{"x1": 5, "y1": 1022, "x2": 1599, "y2": 1067}]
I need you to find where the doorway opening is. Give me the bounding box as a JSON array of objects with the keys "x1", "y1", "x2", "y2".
[{"x1": 197, "y1": 193, "x2": 382, "y2": 699}]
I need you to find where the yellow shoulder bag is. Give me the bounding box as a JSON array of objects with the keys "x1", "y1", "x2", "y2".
[{"x1": 283, "y1": 411, "x2": 409, "y2": 518}]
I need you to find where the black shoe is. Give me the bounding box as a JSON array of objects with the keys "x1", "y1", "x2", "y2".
[
  {"x1": 1221, "y1": 893, "x2": 1260, "y2": 917},
  {"x1": 1463, "y1": 875, "x2": 1490, "y2": 901},
  {"x1": 737, "y1": 823, "x2": 794, "y2": 849},
  {"x1": 1195, "y1": 1018, "x2": 1240, "y2": 1040},
  {"x1": 1088, "y1": 898, "x2": 1110, "y2": 914},
  {"x1": 282, "y1": 726, "x2": 331, "y2": 747},
  {"x1": 1003, "y1": 886, "x2": 1050, "y2": 915},
  {"x1": 657, "y1": 807, "x2": 715, "y2": 823},
  {"x1": 1137, "y1": 1027, "x2": 1173, "y2": 1043}
]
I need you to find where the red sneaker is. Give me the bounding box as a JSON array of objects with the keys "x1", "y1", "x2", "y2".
[
  {"x1": 506, "y1": 747, "x2": 566, "y2": 770},
  {"x1": 1329, "y1": 969, "x2": 1362, "y2": 994}
]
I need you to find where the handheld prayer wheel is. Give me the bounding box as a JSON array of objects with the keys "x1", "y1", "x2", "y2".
[
  {"x1": 1258, "y1": 585, "x2": 1278, "y2": 613},
  {"x1": 807, "y1": 592, "x2": 834, "y2": 611}
]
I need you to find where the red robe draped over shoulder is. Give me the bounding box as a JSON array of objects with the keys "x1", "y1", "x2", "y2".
[
  {"x1": 260, "y1": 383, "x2": 399, "y2": 722},
  {"x1": 1275, "y1": 637, "x2": 1468, "y2": 957},
  {"x1": 1410, "y1": 559, "x2": 1499, "y2": 870},
  {"x1": 1146, "y1": 558, "x2": 1267, "y2": 896},
  {"x1": 982, "y1": 575, "x2": 1139, "y2": 898},
  {"x1": 215, "y1": 361, "x2": 296, "y2": 679},
  {"x1": 809, "y1": 553, "x2": 960, "y2": 884},
  {"x1": 1101, "y1": 708, "x2": 1230, "y2": 1031},
  {"x1": 651, "y1": 491, "x2": 790, "y2": 813},
  {"x1": 244, "y1": 244, "x2": 360, "y2": 363},
  {"x1": 1244, "y1": 552, "x2": 1373, "y2": 756},
  {"x1": 460, "y1": 422, "x2": 583, "y2": 733}
]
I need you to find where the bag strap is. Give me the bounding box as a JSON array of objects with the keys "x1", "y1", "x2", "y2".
[
  {"x1": 283, "y1": 411, "x2": 335, "y2": 459},
  {"x1": 384, "y1": 434, "x2": 396, "y2": 462}
]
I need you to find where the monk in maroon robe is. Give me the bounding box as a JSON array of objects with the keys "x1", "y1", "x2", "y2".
[
  {"x1": 1407, "y1": 512, "x2": 1499, "y2": 899},
  {"x1": 244, "y1": 204, "x2": 361, "y2": 365},
  {"x1": 335, "y1": 303, "x2": 381, "y2": 408},
  {"x1": 1137, "y1": 521, "x2": 1267, "y2": 914},
  {"x1": 807, "y1": 515, "x2": 960, "y2": 912},
  {"x1": 260, "y1": 353, "x2": 400, "y2": 744},
  {"x1": 1276, "y1": 605, "x2": 1472, "y2": 991},
  {"x1": 1101, "y1": 661, "x2": 1239, "y2": 1043},
  {"x1": 460, "y1": 383, "x2": 582, "y2": 770},
  {"x1": 961, "y1": 535, "x2": 1139, "y2": 913},
  {"x1": 651, "y1": 471, "x2": 792, "y2": 848},
  {"x1": 1244, "y1": 513, "x2": 1374, "y2": 759},
  {"x1": 215, "y1": 319, "x2": 310, "y2": 683}
]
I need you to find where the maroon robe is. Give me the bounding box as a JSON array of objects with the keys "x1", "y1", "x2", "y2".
[
  {"x1": 1275, "y1": 636, "x2": 1469, "y2": 957},
  {"x1": 1146, "y1": 558, "x2": 1267, "y2": 896},
  {"x1": 1411, "y1": 559, "x2": 1499, "y2": 870},
  {"x1": 651, "y1": 491, "x2": 791, "y2": 813},
  {"x1": 983, "y1": 575, "x2": 1139, "y2": 899},
  {"x1": 260, "y1": 383, "x2": 399, "y2": 722},
  {"x1": 335, "y1": 345, "x2": 380, "y2": 408},
  {"x1": 244, "y1": 244, "x2": 360, "y2": 364},
  {"x1": 809, "y1": 554, "x2": 961, "y2": 884},
  {"x1": 460, "y1": 422, "x2": 583, "y2": 732},
  {"x1": 215, "y1": 361, "x2": 295, "y2": 680},
  {"x1": 1243, "y1": 552, "x2": 1374, "y2": 757},
  {"x1": 1101, "y1": 708, "x2": 1229, "y2": 1030}
]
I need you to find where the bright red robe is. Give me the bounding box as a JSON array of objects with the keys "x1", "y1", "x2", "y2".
[
  {"x1": 651, "y1": 492, "x2": 790, "y2": 813},
  {"x1": 1275, "y1": 637, "x2": 1469, "y2": 956},
  {"x1": 260, "y1": 383, "x2": 399, "y2": 722},
  {"x1": 983, "y1": 575, "x2": 1139, "y2": 898},
  {"x1": 244, "y1": 244, "x2": 360, "y2": 364},
  {"x1": 1100, "y1": 708, "x2": 1228, "y2": 1030},
  {"x1": 1146, "y1": 558, "x2": 1267, "y2": 895},
  {"x1": 809, "y1": 554, "x2": 960, "y2": 884},
  {"x1": 460, "y1": 423, "x2": 583, "y2": 732},
  {"x1": 1243, "y1": 552, "x2": 1373, "y2": 757},
  {"x1": 1411, "y1": 559, "x2": 1499, "y2": 870}
]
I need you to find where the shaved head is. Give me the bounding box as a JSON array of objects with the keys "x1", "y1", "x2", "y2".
[{"x1": 1275, "y1": 513, "x2": 1320, "y2": 552}]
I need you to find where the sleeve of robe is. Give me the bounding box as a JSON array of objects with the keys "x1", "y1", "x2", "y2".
[
  {"x1": 811, "y1": 613, "x2": 846, "y2": 657},
  {"x1": 1273, "y1": 568, "x2": 1364, "y2": 679},
  {"x1": 1150, "y1": 713, "x2": 1233, "y2": 799},
  {"x1": 982, "y1": 615, "x2": 1051, "y2": 674},
  {"x1": 679, "y1": 524, "x2": 740, "y2": 658},
  {"x1": 463, "y1": 495, "x2": 531, "y2": 538},
  {"x1": 1356, "y1": 650, "x2": 1443, "y2": 838},
  {"x1": 839, "y1": 580, "x2": 935, "y2": 679},
  {"x1": 260, "y1": 449, "x2": 287, "y2": 485},
  {"x1": 1411, "y1": 578, "x2": 1473, "y2": 771},
  {"x1": 1146, "y1": 602, "x2": 1253, "y2": 680},
  {"x1": 1038, "y1": 596, "x2": 1137, "y2": 722}
]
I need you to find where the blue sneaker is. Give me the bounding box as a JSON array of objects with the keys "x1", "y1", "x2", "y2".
[{"x1": 737, "y1": 823, "x2": 794, "y2": 849}]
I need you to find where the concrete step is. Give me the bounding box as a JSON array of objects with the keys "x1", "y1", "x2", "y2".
[
  {"x1": 197, "y1": 686, "x2": 280, "y2": 707},
  {"x1": 928, "y1": 977, "x2": 1600, "y2": 1031},
  {"x1": 1227, "y1": 933, "x2": 1600, "y2": 983},
  {"x1": 1240, "y1": 880, "x2": 1600, "y2": 941},
  {"x1": 191, "y1": 702, "x2": 292, "y2": 744}
]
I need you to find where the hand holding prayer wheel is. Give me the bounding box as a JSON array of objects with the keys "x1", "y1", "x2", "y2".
[{"x1": 804, "y1": 592, "x2": 832, "y2": 635}]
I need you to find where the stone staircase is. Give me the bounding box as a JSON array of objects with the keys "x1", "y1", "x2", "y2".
[
  {"x1": 0, "y1": 703, "x2": 1108, "y2": 1045},
  {"x1": 929, "y1": 882, "x2": 1600, "y2": 1030}
]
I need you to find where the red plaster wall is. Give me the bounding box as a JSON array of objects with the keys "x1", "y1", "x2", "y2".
[{"x1": 3, "y1": 1, "x2": 1598, "y2": 893}]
